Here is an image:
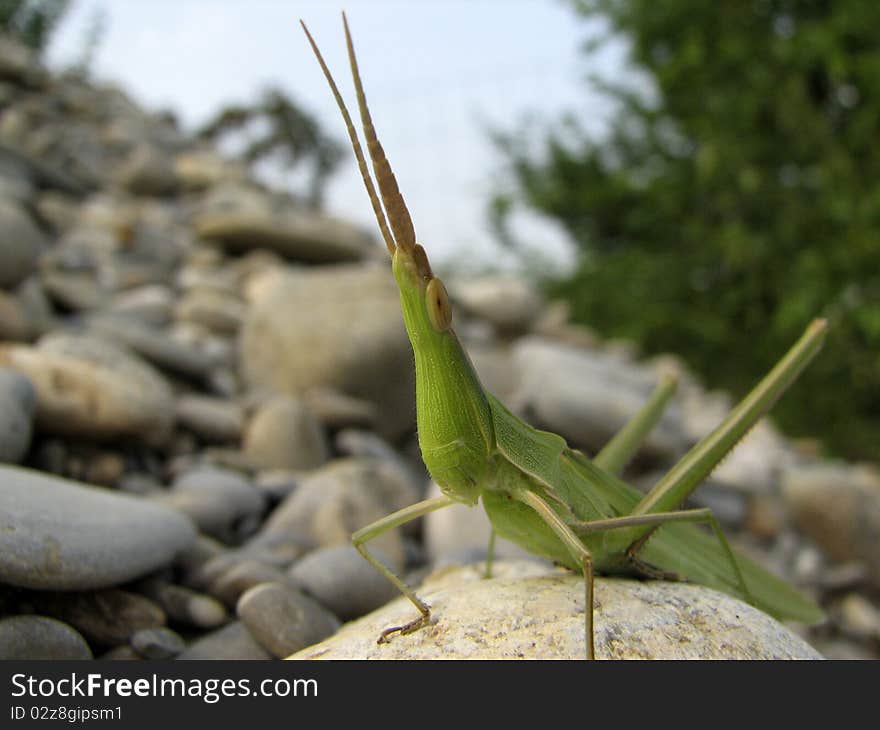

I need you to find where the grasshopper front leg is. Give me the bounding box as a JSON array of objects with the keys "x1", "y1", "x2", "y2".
[{"x1": 353, "y1": 495, "x2": 455, "y2": 642}]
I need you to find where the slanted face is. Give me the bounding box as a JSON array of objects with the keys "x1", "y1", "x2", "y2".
[{"x1": 392, "y1": 245, "x2": 494, "y2": 506}]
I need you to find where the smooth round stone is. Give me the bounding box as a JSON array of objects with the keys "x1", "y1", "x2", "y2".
[
  {"x1": 195, "y1": 207, "x2": 371, "y2": 263},
  {"x1": 117, "y1": 144, "x2": 178, "y2": 196},
  {"x1": 290, "y1": 561, "x2": 825, "y2": 660},
  {"x1": 243, "y1": 397, "x2": 328, "y2": 470},
  {"x1": 158, "y1": 466, "x2": 264, "y2": 543},
  {"x1": 0, "y1": 290, "x2": 32, "y2": 341},
  {"x1": 87, "y1": 315, "x2": 216, "y2": 380},
  {"x1": 174, "y1": 151, "x2": 245, "y2": 191},
  {"x1": 247, "y1": 458, "x2": 419, "y2": 571},
  {"x1": 100, "y1": 646, "x2": 141, "y2": 660},
  {"x1": 175, "y1": 289, "x2": 245, "y2": 335},
  {"x1": 30, "y1": 589, "x2": 166, "y2": 647},
  {"x1": 107, "y1": 284, "x2": 175, "y2": 326},
  {"x1": 288, "y1": 545, "x2": 399, "y2": 621},
  {"x1": 0, "y1": 615, "x2": 92, "y2": 659},
  {"x1": 41, "y1": 271, "x2": 105, "y2": 311},
  {"x1": 209, "y1": 559, "x2": 291, "y2": 608},
  {"x1": 0, "y1": 334, "x2": 175, "y2": 446},
  {"x1": 0, "y1": 465, "x2": 196, "y2": 590},
  {"x1": 0, "y1": 199, "x2": 47, "y2": 289},
  {"x1": 177, "y1": 621, "x2": 271, "y2": 660},
  {"x1": 237, "y1": 582, "x2": 340, "y2": 658},
  {"x1": 139, "y1": 580, "x2": 228, "y2": 629},
  {"x1": 175, "y1": 395, "x2": 244, "y2": 443},
  {"x1": 0, "y1": 367, "x2": 35, "y2": 464},
  {"x1": 302, "y1": 387, "x2": 378, "y2": 429},
  {"x1": 131, "y1": 627, "x2": 186, "y2": 659}
]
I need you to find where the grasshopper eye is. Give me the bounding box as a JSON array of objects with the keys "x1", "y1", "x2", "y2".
[{"x1": 426, "y1": 277, "x2": 452, "y2": 332}]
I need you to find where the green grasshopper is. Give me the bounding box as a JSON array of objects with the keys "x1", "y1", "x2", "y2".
[{"x1": 301, "y1": 14, "x2": 826, "y2": 659}]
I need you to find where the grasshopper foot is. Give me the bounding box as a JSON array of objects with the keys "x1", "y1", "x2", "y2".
[{"x1": 377, "y1": 612, "x2": 432, "y2": 644}]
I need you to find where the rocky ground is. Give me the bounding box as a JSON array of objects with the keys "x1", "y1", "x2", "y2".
[{"x1": 1, "y1": 35, "x2": 878, "y2": 660}]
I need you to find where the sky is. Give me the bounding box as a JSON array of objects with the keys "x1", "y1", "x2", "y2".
[{"x1": 47, "y1": 0, "x2": 626, "y2": 272}]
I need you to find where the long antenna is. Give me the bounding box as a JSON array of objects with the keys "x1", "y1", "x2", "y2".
[
  {"x1": 341, "y1": 11, "x2": 417, "y2": 254},
  {"x1": 300, "y1": 19, "x2": 396, "y2": 256}
]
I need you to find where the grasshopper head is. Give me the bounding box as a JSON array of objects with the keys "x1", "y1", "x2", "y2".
[{"x1": 391, "y1": 243, "x2": 494, "y2": 506}]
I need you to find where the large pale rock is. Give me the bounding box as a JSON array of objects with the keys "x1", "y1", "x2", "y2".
[
  {"x1": 511, "y1": 337, "x2": 689, "y2": 458},
  {"x1": 0, "y1": 334, "x2": 175, "y2": 445},
  {"x1": 0, "y1": 465, "x2": 196, "y2": 591},
  {"x1": 290, "y1": 561, "x2": 823, "y2": 660},
  {"x1": 240, "y1": 265, "x2": 414, "y2": 439}
]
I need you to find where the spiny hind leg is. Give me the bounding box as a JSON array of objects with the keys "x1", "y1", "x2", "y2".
[
  {"x1": 623, "y1": 507, "x2": 754, "y2": 605},
  {"x1": 352, "y1": 495, "x2": 455, "y2": 643}
]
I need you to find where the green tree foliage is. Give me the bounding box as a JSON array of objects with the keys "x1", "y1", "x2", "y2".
[
  {"x1": 493, "y1": 0, "x2": 880, "y2": 459},
  {"x1": 198, "y1": 87, "x2": 343, "y2": 210},
  {"x1": 0, "y1": 0, "x2": 70, "y2": 55}
]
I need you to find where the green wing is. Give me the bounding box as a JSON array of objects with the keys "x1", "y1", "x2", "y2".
[{"x1": 487, "y1": 392, "x2": 824, "y2": 624}]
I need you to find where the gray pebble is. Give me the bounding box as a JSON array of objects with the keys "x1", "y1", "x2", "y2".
[
  {"x1": 243, "y1": 396, "x2": 328, "y2": 471},
  {"x1": 303, "y1": 387, "x2": 378, "y2": 429},
  {"x1": 288, "y1": 545, "x2": 398, "y2": 621},
  {"x1": 158, "y1": 466, "x2": 264, "y2": 543},
  {"x1": 253, "y1": 469, "x2": 300, "y2": 503},
  {"x1": 0, "y1": 290, "x2": 32, "y2": 341},
  {"x1": 131, "y1": 627, "x2": 186, "y2": 659},
  {"x1": 209, "y1": 559, "x2": 290, "y2": 608},
  {"x1": 175, "y1": 289, "x2": 245, "y2": 335},
  {"x1": 142, "y1": 582, "x2": 228, "y2": 629},
  {"x1": 177, "y1": 621, "x2": 271, "y2": 660},
  {"x1": 0, "y1": 615, "x2": 92, "y2": 659},
  {"x1": 117, "y1": 144, "x2": 178, "y2": 196},
  {"x1": 87, "y1": 315, "x2": 217, "y2": 380},
  {"x1": 100, "y1": 645, "x2": 142, "y2": 660},
  {"x1": 237, "y1": 582, "x2": 340, "y2": 658},
  {"x1": 175, "y1": 395, "x2": 244, "y2": 443},
  {"x1": 247, "y1": 458, "x2": 418, "y2": 571},
  {"x1": 0, "y1": 199, "x2": 46, "y2": 288},
  {"x1": 106, "y1": 284, "x2": 175, "y2": 326},
  {"x1": 0, "y1": 465, "x2": 196, "y2": 591},
  {"x1": 0, "y1": 367, "x2": 35, "y2": 464},
  {"x1": 28, "y1": 589, "x2": 165, "y2": 647}
]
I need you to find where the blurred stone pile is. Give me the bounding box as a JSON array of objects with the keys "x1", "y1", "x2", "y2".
[{"x1": 0, "y1": 35, "x2": 877, "y2": 660}]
